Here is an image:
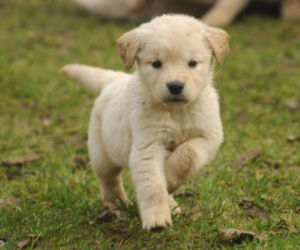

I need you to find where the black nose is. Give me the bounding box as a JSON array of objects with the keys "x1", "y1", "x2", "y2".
[{"x1": 167, "y1": 81, "x2": 184, "y2": 95}]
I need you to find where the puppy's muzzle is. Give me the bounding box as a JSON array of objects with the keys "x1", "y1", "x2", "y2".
[{"x1": 167, "y1": 81, "x2": 184, "y2": 95}]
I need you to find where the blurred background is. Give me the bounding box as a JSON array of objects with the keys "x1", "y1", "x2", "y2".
[{"x1": 0, "y1": 0, "x2": 299, "y2": 248}]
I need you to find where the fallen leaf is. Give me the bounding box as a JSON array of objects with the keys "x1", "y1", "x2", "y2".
[
  {"x1": 1, "y1": 155, "x2": 43, "y2": 167},
  {"x1": 16, "y1": 234, "x2": 40, "y2": 249},
  {"x1": 284, "y1": 98, "x2": 299, "y2": 109},
  {"x1": 69, "y1": 155, "x2": 89, "y2": 169},
  {"x1": 274, "y1": 219, "x2": 299, "y2": 233},
  {"x1": 97, "y1": 208, "x2": 128, "y2": 224},
  {"x1": 219, "y1": 228, "x2": 266, "y2": 244},
  {"x1": 104, "y1": 227, "x2": 132, "y2": 245},
  {"x1": 42, "y1": 118, "x2": 52, "y2": 126},
  {"x1": 97, "y1": 209, "x2": 116, "y2": 223},
  {"x1": 239, "y1": 198, "x2": 268, "y2": 219},
  {"x1": 287, "y1": 136, "x2": 300, "y2": 143},
  {"x1": 0, "y1": 197, "x2": 19, "y2": 208},
  {"x1": 234, "y1": 151, "x2": 263, "y2": 167},
  {"x1": 88, "y1": 220, "x2": 95, "y2": 225},
  {"x1": 17, "y1": 238, "x2": 30, "y2": 249}
]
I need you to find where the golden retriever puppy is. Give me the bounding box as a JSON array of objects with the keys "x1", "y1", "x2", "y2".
[
  {"x1": 69, "y1": 0, "x2": 300, "y2": 26},
  {"x1": 61, "y1": 14, "x2": 229, "y2": 230}
]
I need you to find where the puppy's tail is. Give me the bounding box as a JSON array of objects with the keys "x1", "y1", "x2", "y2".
[{"x1": 61, "y1": 64, "x2": 130, "y2": 93}]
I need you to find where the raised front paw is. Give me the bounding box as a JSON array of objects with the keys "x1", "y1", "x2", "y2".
[
  {"x1": 165, "y1": 144, "x2": 197, "y2": 193},
  {"x1": 141, "y1": 205, "x2": 172, "y2": 231}
]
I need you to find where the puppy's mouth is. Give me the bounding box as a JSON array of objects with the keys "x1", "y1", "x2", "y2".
[{"x1": 165, "y1": 97, "x2": 187, "y2": 103}]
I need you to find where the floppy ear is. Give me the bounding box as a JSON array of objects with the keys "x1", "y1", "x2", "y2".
[
  {"x1": 206, "y1": 27, "x2": 230, "y2": 64},
  {"x1": 117, "y1": 28, "x2": 141, "y2": 71}
]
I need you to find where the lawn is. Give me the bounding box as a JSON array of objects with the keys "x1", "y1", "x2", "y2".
[{"x1": 0, "y1": 0, "x2": 299, "y2": 249}]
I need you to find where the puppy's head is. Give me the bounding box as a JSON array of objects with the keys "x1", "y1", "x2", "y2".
[{"x1": 117, "y1": 14, "x2": 229, "y2": 105}]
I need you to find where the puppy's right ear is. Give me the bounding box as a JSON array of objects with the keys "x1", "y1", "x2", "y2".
[{"x1": 117, "y1": 29, "x2": 141, "y2": 71}]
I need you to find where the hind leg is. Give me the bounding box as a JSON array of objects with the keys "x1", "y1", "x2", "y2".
[
  {"x1": 88, "y1": 114, "x2": 129, "y2": 210},
  {"x1": 93, "y1": 164, "x2": 129, "y2": 210}
]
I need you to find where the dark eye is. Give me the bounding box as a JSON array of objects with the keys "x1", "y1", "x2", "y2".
[
  {"x1": 188, "y1": 60, "x2": 198, "y2": 68},
  {"x1": 151, "y1": 60, "x2": 162, "y2": 69}
]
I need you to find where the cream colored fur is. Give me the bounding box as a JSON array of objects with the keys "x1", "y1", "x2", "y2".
[
  {"x1": 202, "y1": 0, "x2": 250, "y2": 26},
  {"x1": 68, "y1": 0, "x2": 143, "y2": 19},
  {"x1": 69, "y1": 0, "x2": 300, "y2": 26},
  {"x1": 61, "y1": 14, "x2": 229, "y2": 230}
]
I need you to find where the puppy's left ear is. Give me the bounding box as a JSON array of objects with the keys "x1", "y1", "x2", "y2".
[
  {"x1": 117, "y1": 29, "x2": 141, "y2": 71},
  {"x1": 206, "y1": 27, "x2": 230, "y2": 64}
]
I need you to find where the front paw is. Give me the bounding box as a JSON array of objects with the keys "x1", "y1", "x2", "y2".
[
  {"x1": 165, "y1": 144, "x2": 197, "y2": 193},
  {"x1": 141, "y1": 205, "x2": 172, "y2": 231}
]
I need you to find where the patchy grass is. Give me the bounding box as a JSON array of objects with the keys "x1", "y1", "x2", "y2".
[{"x1": 0, "y1": 0, "x2": 299, "y2": 248}]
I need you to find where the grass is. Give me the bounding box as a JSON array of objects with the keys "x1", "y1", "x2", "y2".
[{"x1": 0, "y1": 0, "x2": 299, "y2": 249}]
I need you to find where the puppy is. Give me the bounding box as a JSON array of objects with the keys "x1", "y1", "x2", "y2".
[
  {"x1": 61, "y1": 14, "x2": 229, "y2": 230},
  {"x1": 69, "y1": 0, "x2": 300, "y2": 26}
]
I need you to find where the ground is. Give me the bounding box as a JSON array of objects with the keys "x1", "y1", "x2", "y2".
[{"x1": 0, "y1": 0, "x2": 299, "y2": 249}]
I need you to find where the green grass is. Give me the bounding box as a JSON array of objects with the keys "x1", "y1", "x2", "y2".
[{"x1": 0, "y1": 0, "x2": 299, "y2": 249}]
